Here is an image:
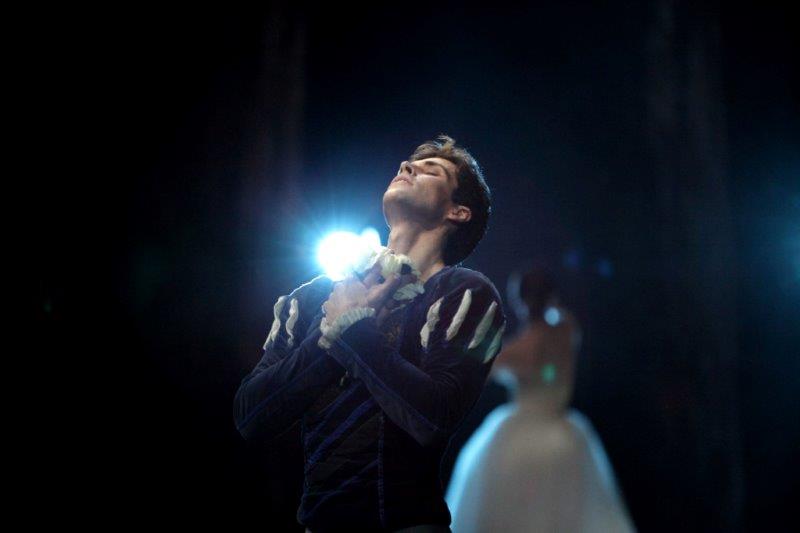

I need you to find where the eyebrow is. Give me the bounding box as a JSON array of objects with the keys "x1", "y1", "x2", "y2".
[{"x1": 421, "y1": 160, "x2": 454, "y2": 181}]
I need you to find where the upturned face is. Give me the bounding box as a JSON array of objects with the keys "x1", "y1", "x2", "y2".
[{"x1": 383, "y1": 156, "x2": 469, "y2": 229}]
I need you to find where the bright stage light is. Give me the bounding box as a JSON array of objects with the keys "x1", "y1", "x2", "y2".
[
  {"x1": 360, "y1": 227, "x2": 381, "y2": 250},
  {"x1": 316, "y1": 227, "x2": 382, "y2": 281}
]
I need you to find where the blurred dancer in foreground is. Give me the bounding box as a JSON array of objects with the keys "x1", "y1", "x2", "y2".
[{"x1": 446, "y1": 269, "x2": 635, "y2": 532}]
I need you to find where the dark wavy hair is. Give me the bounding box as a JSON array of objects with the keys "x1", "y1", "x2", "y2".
[{"x1": 408, "y1": 135, "x2": 491, "y2": 265}]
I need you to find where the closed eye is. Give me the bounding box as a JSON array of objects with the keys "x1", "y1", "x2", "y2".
[{"x1": 422, "y1": 161, "x2": 449, "y2": 178}]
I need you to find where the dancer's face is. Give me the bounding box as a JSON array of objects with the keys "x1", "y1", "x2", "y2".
[{"x1": 383, "y1": 157, "x2": 469, "y2": 228}]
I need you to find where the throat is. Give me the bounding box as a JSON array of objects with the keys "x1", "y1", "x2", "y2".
[{"x1": 387, "y1": 223, "x2": 448, "y2": 282}]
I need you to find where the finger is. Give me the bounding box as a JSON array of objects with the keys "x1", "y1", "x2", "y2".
[
  {"x1": 362, "y1": 261, "x2": 384, "y2": 287},
  {"x1": 374, "y1": 272, "x2": 417, "y2": 308},
  {"x1": 375, "y1": 305, "x2": 391, "y2": 326},
  {"x1": 369, "y1": 273, "x2": 404, "y2": 307}
]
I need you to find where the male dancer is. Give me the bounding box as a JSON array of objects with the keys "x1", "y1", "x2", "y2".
[{"x1": 234, "y1": 135, "x2": 506, "y2": 532}]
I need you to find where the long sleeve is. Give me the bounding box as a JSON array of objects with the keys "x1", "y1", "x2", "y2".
[
  {"x1": 233, "y1": 276, "x2": 342, "y2": 443},
  {"x1": 323, "y1": 271, "x2": 506, "y2": 447}
]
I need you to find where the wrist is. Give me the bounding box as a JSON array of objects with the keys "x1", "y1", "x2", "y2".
[{"x1": 318, "y1": 307, "x2": 376, "y2": 349}]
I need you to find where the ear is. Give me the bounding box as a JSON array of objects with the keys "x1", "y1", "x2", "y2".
[{"x1": 446, "y1": 204, "x2": 472, "y2": 224}]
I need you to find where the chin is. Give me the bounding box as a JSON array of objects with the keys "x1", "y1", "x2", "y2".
[
  {"x1": 383, "y1": 186, "x2": 408, "y2": 203},
  {"x1": 383, "y1": 188, "x2": 414, "y2": 220}
]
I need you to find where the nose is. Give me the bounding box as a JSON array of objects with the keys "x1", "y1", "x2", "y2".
[{"x1": 399, "y1": 160, "x2": 415, "y2": 176}]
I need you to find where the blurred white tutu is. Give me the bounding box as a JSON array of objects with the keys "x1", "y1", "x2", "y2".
[{"x1": 446, "y1": 392, "x2": 635, "y2": 533}]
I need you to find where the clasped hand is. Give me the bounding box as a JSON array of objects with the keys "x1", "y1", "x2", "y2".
[{"x1": 322, "y1": 261, "x2": 416, "y2": 325}]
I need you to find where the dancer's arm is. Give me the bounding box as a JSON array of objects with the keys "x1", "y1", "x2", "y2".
[
  {"x1": 322, "y1": 271, "x2": 506, "y2": 447},
  {"x1": 233, "y1": 276, "x2": 342, "y2": 443}
]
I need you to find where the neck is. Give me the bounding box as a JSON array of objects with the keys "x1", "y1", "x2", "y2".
[{"x1": 387, "y1": 220, "x2": 448, "y2": 283}]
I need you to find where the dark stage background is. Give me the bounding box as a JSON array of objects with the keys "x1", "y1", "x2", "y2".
[{"x1": 42, "y1": 1, "x2": 797, "y2": 531}]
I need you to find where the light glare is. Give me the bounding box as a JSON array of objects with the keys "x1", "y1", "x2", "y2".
[{"x1": 316, "y1": 228, "x2": 381, "y2": 281}]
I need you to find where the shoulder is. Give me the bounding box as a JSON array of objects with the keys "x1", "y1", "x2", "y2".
[
  {"x1": 432, "y1": 266, "x2": 502, "y2": 303},
  {"x1": 287, "y1": 274, "x2": 335, "y2": 301},
  {"x1": 271, "y1": 275, "x2": 334, "y2": 318}
]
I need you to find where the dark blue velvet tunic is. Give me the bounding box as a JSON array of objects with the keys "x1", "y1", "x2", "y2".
[{"x1": 234, "y1": 265, "x2": 506, "y2": 532}]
